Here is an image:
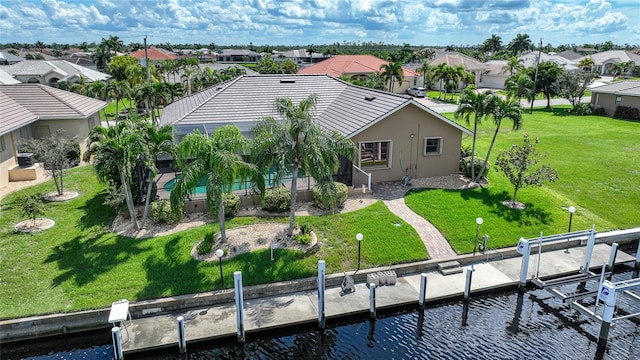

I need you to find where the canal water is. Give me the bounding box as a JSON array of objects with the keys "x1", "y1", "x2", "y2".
[{"x1": 4, "y1": 268, "x2": 639, "y2": 360}]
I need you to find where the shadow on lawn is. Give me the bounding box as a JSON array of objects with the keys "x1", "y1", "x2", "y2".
[
  {"x1": 44, "y1": 233, "x2": 150, "y2": 287},
  {"x1": 458, "y1": 187, "x2": 553, "y2": 226},
  {"x1": 77, "y1": 191, "x2": 115, "y2": 231}
]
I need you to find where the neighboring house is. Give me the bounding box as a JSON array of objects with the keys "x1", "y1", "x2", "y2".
[
  {"x1": 590, "y1": 80, "x2": 640, "y2": 117},
  {"x1": 272, "y1": 49, "x2": 326, "y2": 64},
  {"x1": 130, "y1": 46, "x2": 178, "y2": 62},
  {"x1": 297, "y1": 55, "x2": 420, "y2": 94},
  {"x1": 478, "y1": 60, "x2": 509, "y2": 89},
  {"x1": 0, "y1": 69, "x2": 20, "y2": 84},
  {"x1": 164, "y1": 63, "x2": 258, "y2": 83},
  {"x1": 159, "y1": 74, "x2": 472, "y2": 187},
  {"x1": 0, "y1": 51, "x2": 25, "y2": 65},
  {"x1": 63, "y1": 51, "x2": 96, "y2": 69},
  {"x1": 3, "y1": 60, "x2": 110, "y2": 86},
  {"x1": 577, "y1": 50, "x2": 640, "y2": 75},
  {"x1": 428, "y1": 51, "x2": 486, "y2": 90},
  {"x1": 217, "y1": 49, "x2": 261, "y2": 62},
  {"x1": 556, "y1": 50, "x2": 583, "y2": 61},
  {"x1": 0, "y1": 84, "x2": 106, "y2": 188},
  {"x1": 519, "y1": 52, "x2": 579, "y2": 71}
]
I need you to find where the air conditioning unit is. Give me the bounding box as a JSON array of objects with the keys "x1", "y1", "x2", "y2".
[{"x1": 17, "y1": 153, "x2": 35, "y2": 167}]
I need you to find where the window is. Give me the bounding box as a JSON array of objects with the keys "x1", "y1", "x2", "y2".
[
  {"x1": 359, "y1": 140, "x2": 391, "y2": 168},
  {"x1": 615, "y1": 96, "x2": 622, "y2": 105},
  {"x1": 424, "y1": 137, "x2": 442, "y2": 155},
  {"x1": 0, "y1": 135, "x2": 5, "y2": 151}
]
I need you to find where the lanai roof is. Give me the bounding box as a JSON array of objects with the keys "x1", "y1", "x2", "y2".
[{"x1": 159, "y1": 74, "x2": 471, "y2": 138}]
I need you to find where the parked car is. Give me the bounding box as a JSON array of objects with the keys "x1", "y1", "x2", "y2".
[{"x1": 406, "y1": 87, "x2": 427, "y2": 97}]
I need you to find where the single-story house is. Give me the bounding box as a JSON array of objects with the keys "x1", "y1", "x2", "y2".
[
  {"x1": 216, "y1": 49, "x2": 261, "y2": 63},
  {"x1": 130, "y1": 47, "x2": 178, "y2": 62},
  {"x1": 0, "y1": 69, "x2": 20, "y2": 84},
  {"x1": 297, "y1": 55, "x2": 421, "y2": 94},
  {"x1": 576, "y1": 50, "x2": 640, "y2": 75},
  {"x1": 0, "y1": 51, "x2": 25, "y2": 65},
  {"x1": 272, "y1": 49, "x2": 327, "y2": 64},
  {"x1": 2, "y1": 60, "x2": 110, "y2": 86},
  {"x1": 590, "y1": 80, "x2": 640, "y2": 116},
  {"x1": 0, "y1": 84, "x2": 106, "y2": 188},
  {"x1": 519, "y1": 52, "x2": 579, "y2": 71},
  {"x1": 478, "y1": 60, "x2": 508, "y2": 89},
  {"x1": 428, "y1": 51, "x2": 486, "y2": 90},
  {"x1": 158, "y1": 74, "x2": 472, "y2": 188}
]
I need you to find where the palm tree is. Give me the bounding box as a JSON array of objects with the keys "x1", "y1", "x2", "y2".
[
  {"x1": 84, "y1": 81, "x2": 111, "y2": 126},
  {"x1": 454, "y1": 89, "x2": 494, "y2": 180},
  {"x1": 507, "y1": 34, "x2": 533, "y2": 56},
  {"x1": 92, "y1": 44, "x2": 111, "y2": 71},
  {"x1": 170, "y1": 126, "x2": 257, "y2": 242},
  {"x1": 481, "y1": 34, "x2": 503, "y2": 54},
  {"x1": 140, "y1": 123, "x2": 175, "y2": 226},
  {"x1": 578, "y1": 57, "x2": 594, "y2": 72},
  {"x1": 431, "y1": 63, "x2": 449, "y2": 99},
  {"x1": 252, "y1": 95, "x2": 356, "y2": 237},
  {"x1": 475, "y1": 97, "x2": 523, "y2": 182},
  {"x1": 379, "y1": 62, "x2": 404, "y2": 92},
  {"x1": 417, "y1": 60, "x2": 431, "y2": 88},
  {"x1": 107, "y1": 80, "x2": 130, "y2": 123},
  {"x1": 165, "y1": 82, "x2": 184, "y2": 104},
  {"x1": 505, "y1": 72, "x2": 533, "y2": 105},
  {"x1": 84, "y1": 121, "x2": 145, "y2": 230},
  {"x1": 503, "y1": 57, "x2": 524, "y2": 76}
]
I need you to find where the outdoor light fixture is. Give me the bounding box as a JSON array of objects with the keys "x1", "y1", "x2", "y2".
[
  {"x1": 215, "y1": 248, "x2": 224, "y2": 288},
  {"x1": 356, "y1": 233, "x2": 363, "y2": 270},
  {"x1": 472, "y1": 218, "x2": 483, "y2": 269}
]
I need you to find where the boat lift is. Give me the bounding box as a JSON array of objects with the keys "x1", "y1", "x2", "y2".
[{"x1": 516, "y1": 225, "x2": 599, "y2": 290}]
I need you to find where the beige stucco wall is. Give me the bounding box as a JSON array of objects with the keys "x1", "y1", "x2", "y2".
[
  {"x1": 592, "y1": 93, "x2": 640, "y2": 117},
  {"x1": 351, "y1": 103, "x2": 463, "y2": 185},
  {"x1": 0, "y1": 131, "x2": 22, "y2": 188}
]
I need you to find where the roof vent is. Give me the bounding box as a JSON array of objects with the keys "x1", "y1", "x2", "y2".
[
  {"x1": 280, "y1": 79, "x2": 296, "y2": 84},
  {"x1": 364, "y1": 96, "x2": 376, "y2": 101}
]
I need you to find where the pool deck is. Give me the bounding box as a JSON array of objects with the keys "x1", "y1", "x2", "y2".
[{"x1": 120, "y1": 243, "x2": 635, "y2": 354}]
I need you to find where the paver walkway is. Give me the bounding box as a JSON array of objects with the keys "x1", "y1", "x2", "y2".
[{"x1": 372, "y1": 181, "x2": 457, "y2": 259}]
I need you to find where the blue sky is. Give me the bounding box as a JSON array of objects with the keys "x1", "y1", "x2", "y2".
[{"x1": 0, "y1": 0, "x2": 638, "y2": 47}]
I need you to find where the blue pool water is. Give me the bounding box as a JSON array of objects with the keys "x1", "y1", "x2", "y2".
[{"x1": 4, "y1": 269, "x2": 639, "y2": 360}]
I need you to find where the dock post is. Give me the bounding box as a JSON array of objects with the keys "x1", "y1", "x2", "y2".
[
  {"x1": 317, "y1": 260, "x2": 326, "y2": 329},
  {"x1": 464, "y1": 268, "x2": 473, "y2": 301},
  {"x1": 517, "y1": 238, "x2": 530, "y2": 289},
  {"x1": 369, "y1": 283, "x2": 376, "y2": 318},
  {"x1": 176, "y1": 316, "x2": 186, "y2": 354},
  {"x1": 582, "y1": 225, "x2": 597, "y2": 271},
  {"x1": 234, "y1": 271, "x2": 245, "y2": 342},
  {"x1": 598, "y1": 281, "x2": 617, "y2": 346},
  {"x1": 635, "y1": 239, "x2": 640, "y2": 270},
  {"x1": 418, "y1": 273, "x2": 427, "y2": 308},
  {"x1": 111, "y1": 326, "x2": 123, "y2": 360},
  {"x1": 607, "y1": 243, "x2": 618, "y2": 275}
]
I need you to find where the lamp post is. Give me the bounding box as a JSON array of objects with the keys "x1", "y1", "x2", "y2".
[
  {"x1": 215, "y1": 249, "x2": 224, "y2": 288},
  {"x1": 356, "y1": 233, "x2": 363, "y2": 270},
  {"x1": 472, "y1": 218, "x2": 483, "y2": 269},
  {"x1": 565, "y1": 206, "x2": 576, "y2": 253}
]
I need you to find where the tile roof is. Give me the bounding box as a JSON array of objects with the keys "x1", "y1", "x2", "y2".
[
  {"x1": 430, "y1": 52, "x2": 486, "y2": 71},
  {"x1": 576, "y1": 50, "x2": 640, "y2": 66},
  {"x1": 159, "y1": 74, "x2": 471, "y2": 138},
  {"x1": 297, "y1": 55, "x2": 418, "y2": 77},
  {"x1": 3, "y1": 60, "x2": 110, "y2": 82},
  {"x1": 0, "y1": 84, "x2": 107, "y2": 120},
  {"x1": 130, "y1": 47, "x2": 178, "y2": 61},
  {"x1": 590, "y1": 80, "x2": 640, "y2": 96},
  {"x1": 0, "y1": 91, "x2": 38, "y2": 136},
  {"x1": 519, "y1": 52, "x2": 578, "y2": 71},
  {"x1": 0, "y1": 51, "x2": 24, "y2": 63}
]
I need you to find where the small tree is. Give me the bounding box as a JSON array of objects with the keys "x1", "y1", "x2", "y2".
[
  {"x1": 495, "y1": 134, "x2": 559, "y2": 208},
  {"x1": 551, "y1": 72, "x2": 595, "y2": 111},
  {"x1": 20, "y1": 193, "x2": 47, "y2": 226},
  {"x1": 20, "y1": 130, "x2": 79, "y2": 196}
]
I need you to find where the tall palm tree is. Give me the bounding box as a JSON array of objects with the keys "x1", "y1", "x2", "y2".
[
  {"x1": 475, "y1": 97, "x2": 523, "y2": 182},
  {"x1": 507, "y1": 34, "x2": 533, "y2": 56},
  {"x1": 379, "y1": 62, "x2": 404, "y2": 92},
  {"x1": 505, "y1": 72, "x2": 533, "y2": 105},
  {"x1": 107, "y1": 80, "x2": 130, "y2": 123},
  {"x1": 417, "y1": 60, "x2": 431, "y2": 88},
  {"x1": 578, "y1": 57, "x2": 594, "y2": 72},
  {"x1": 140, "y1": 123, "x2": 175, "y2": 226},
  {"x1": 84, "y1": 81, "x2": 111, "y2": 126},
  {"x1": 481, "y1": 34, "x2": 503, "y2": 54},
  {"x1": 252, "y1": 95, "x2": 356, "y2": 237},
  {"x1": 165, "y1": 82, "x2": 184, "y2": 104},
  {"x1": 454, "y1": 89, "x2": 494, "y2": 180},
  {"x1": 431, "y1": 63, "x2": 449, "y2": 99},
  {"x1": 503, "y1": 56, "x2": 524, "y2": 76},
  {"x1": 92, "y1": 44, "x2": 111, "y2": 71},
  {"x1": 170, "y1": 126, "x2": 257, "y2": 242},
  {"x1": 84, "y1": 121, "x2": 145, "y2": 230}
]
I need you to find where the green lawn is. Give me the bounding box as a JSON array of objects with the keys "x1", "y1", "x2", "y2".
[
  {"x1": 0, "y1": 166, "x2": 424, "y2": 319},
  {"x1": 405, "y1": 107, "x2": 639, "y2": 253}
]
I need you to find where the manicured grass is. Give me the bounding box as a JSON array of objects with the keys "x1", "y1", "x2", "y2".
[
  {"x1": 427, "y1": 91, "x2": 460, "y2": 104},
  {"x1": 405, "y1": 107, "x2": 639, "y2": 253},
  {"x1": 0, "y1": 166, "x2": 424, "y2": 318}
]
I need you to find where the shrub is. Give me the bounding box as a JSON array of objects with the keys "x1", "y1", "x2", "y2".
[
  {"x1": 571, "y1": 103, "x2": 592, "y2": 115},
  {"x1": 460, "y1": 144, "x2": 472, "y2": 158},
  {"x1": 312, "y1": 182, "x2": 348, "y2": 210},
  {"x1": 294, "y1": 233, "x2": 312, "y2": 244},
  {"x1": 223, "y1": 192, "x2": 240, "y2": 218},
  {"x1": 299, "y1": 223, "x2": 312, "y2": 235},
  {"x1": 460, "y1": 157, "x2": 490, "y2": 179},
  {"x1": 614, "y1": 106, "x2": 640, "y2": 121},
  {"x1": 197, "y1": 232, "x2": 214, "y2": 255},
  {"x1": 263, "y1": 187, "x2": 290, "y2": 212},
  {"x1": 591, "y1": 105, "x2": 606, "y2": 116},
  {"x1": 151, "y1": 199, "x2": 181, "y2": 224}
]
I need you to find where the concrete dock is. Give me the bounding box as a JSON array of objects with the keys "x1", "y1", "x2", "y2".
[{"x1": 120, "y1": 243, "x2": 636, "y2": 354}]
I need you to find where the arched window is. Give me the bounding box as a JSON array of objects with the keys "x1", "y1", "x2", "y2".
[{"x1": 49, "y1": 77, "x2": 60, "y2": 87}]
